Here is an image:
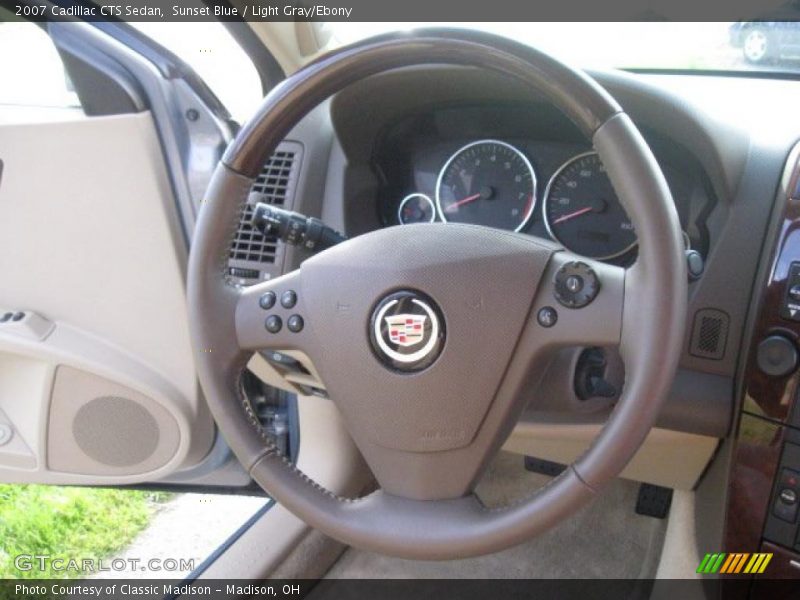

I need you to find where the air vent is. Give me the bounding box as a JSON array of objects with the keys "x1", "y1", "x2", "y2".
[
  {"x1": 228, "y1": 202, "x2": 278, "y2": 264},
  {"x1": 228, "y1": 142, "x2": 302, "y2": 283},
  {"x1": 689, "y1": 308, "x2": 730, "y2": 361},
  {"x1": 251, "y1": 150, "x2": 295, "y2": 203}
]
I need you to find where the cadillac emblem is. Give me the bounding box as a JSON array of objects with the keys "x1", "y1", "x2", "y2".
[
  {"x1": 370, "y1": 290, "x2": 445, "y2": 372},
  {"x1": 386, "y1": 314, "x2": 427, "y2": 347}
]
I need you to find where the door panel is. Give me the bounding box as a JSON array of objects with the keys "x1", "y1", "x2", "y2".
[{"x1": 0, "y1": 111, "x2": 214, "y2": 484}]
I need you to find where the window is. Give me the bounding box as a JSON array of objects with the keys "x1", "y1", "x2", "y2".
[
  {"x1": 0, "y1": 18, "x2": 81, "y2": 112},
  {"x1": 132, "y1": 22, "x2": 263, "y2": 124}
]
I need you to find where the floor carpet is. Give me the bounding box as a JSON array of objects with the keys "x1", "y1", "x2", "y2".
[{"x1": 323, "y1": 452, "x2": 667, "y2": 580}]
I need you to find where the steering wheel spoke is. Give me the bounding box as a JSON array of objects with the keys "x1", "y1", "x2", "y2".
[
  {"x1": 234, "y1": 269, "x2": 311, "y2": 353},
  {"x1": 525, "y1": 252, "x2": 626, "y2": 352}
]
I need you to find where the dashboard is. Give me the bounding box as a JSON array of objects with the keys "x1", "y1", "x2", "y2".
[{"x1": 371, "y1": 103, "x2": 714, "y2": 265}]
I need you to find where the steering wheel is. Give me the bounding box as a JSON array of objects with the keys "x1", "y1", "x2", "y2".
[{"x1": 188, "y1": 29, "x2": 686, "y2": 560}]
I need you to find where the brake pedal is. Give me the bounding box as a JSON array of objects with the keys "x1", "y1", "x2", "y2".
[{"x1": 635, "y1": 483, "x2": 673, "y2": 519}]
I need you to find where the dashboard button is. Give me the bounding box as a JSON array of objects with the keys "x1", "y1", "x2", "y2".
[
  {"x1": 780, "y1": 262, "x2": 800, "y2": 321},
  {"x1": 686, "y1": 249, "x2": 704, "y2": 280},
  {"x1": 773, "y1": 468, "x2": 800, "y2": 523},
  {"x1": 780, "y1": 468, "x2": 800, "y2": 489},
  {"x1": 774, "y1": 488, "x2": 799, "y2": 523},
  {"x1": 281, "y1": 290, "x2": 297, "y2": 309},
  {"x1": 756, "y1": 335, "x2": 798, "y2": 377}
]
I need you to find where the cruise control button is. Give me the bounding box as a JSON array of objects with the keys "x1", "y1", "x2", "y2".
[
  {"x1": 265, "y1": 315, "x2": 282, "y2": 333},
  {"x1": 287, "y1": 314, "x2": 304, "y2": 333},
  {"x1": 281, "y1": 290, "x2": 297, "y2": 309},
  {"x1": 259, "y1": 291, "x2": 276, "y2": 310}
]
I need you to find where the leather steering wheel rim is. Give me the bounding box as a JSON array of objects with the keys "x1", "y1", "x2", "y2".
[{"x1": 188, "y1": 29, "x2": 687, "y2": 560}]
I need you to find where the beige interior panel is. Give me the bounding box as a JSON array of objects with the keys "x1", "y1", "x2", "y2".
[
  {"x1": 0, "y1": 352, "x2": 51, "y2": 462},
  {"x1": 654, "y1": 489, "x2": 703, "y2": 582},
  {"x1": 504, "y1": 421, "x2": 719, "y2": 490},
  {"x1": 0, "y1": 353, "x2": 44, "y2": 470},
  {"x1": 0, "y1": 406, "x2": 35, "y2": 470},
  {"x1": 0, "y1": 111, "x2": 213, "y2": 482}
]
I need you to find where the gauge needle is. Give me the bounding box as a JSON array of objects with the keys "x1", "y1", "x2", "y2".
[
  {"x1": 552, "y1": 206, "x2": 593, "y2": 225},
  {"x1": 444, "y1": 192, "x2": 482, "y2": 213}
]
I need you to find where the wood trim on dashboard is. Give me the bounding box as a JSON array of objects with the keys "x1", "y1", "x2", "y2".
[
  {"x1": 725, "y1": 416, "x2": 785, "y2": 553},
  {"x1": 742, "y1": 149, "x2": 800, "y2": 423},
  {"x1": 722, "y1": 145, "x2": 800, "y2": 595}
]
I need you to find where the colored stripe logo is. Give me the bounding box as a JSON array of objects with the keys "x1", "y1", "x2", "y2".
[{"x1": 696, "y1": 553, "x2": 772, "y2": 574}]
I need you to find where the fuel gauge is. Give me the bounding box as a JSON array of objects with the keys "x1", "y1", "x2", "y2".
[{"x1": 398, "y1": 193, "x2": 436, "y2": 225}]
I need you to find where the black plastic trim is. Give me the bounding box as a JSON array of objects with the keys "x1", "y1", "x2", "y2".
[
  {"x1": 55, "y1": 41, "x2": 146, "y2": 115},
  {"x1": 220, "y1": 19, "x2": 286, "y2": 94},
  {"x1": 287, "y1": 392, "x2": 300, "y2": 463},
  {"x1": 626, "y1": 67, "x2": 800, "y2": 81}
]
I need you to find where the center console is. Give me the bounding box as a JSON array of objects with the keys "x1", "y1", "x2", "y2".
[{"x1": 724, "y1": 143, "x2": 800, "y2": 591}]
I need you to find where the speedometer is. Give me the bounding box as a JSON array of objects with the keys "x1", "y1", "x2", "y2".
[
  {"x1": 435, "y1": 140, "x2": 536, "y2": 232},
  {"x1": 543, "y1": 152, "x2": 636, "y2": 260}
]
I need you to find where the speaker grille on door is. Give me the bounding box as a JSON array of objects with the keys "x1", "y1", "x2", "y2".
[
  {"x1": 72, "y1": 396, "x2": 159, "y2": 467},
  {"x1": 689, "y1": 308, "x2": 730, "y2": 360},
  {"x1": 49, "y1": 366, "x2": 180, "y2": 476},
  {"x1": 227, "y1": 142, "x2": 303, "y2": 283}
]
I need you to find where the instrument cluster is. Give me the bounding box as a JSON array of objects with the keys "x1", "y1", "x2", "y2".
[
  {"x1": 371, "y1": 101, "x2": 713, "y2": 265},
  {"x1": 390, "y1": 138, "x2": 639, "y2": 261}
]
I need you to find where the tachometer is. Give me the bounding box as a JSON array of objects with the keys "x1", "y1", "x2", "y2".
[
  {"x1": 543, "y1": 152, "x2": 636, "y2": 260},
  {"x1": 435, "y1": 140, "x2": 536, "y2": 232}
]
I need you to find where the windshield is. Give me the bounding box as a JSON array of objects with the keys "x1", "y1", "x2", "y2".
[{"x1": 325, "y1": 22, "x2": 800, "y2": 74}]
